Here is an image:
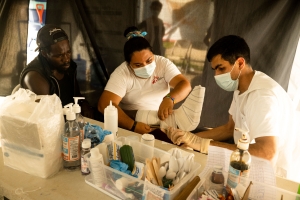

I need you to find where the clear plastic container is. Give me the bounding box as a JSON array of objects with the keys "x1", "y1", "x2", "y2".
[
  {"x1": 85, "y1": 137, "x2": 201, "y2": 200},
  {"x1": 187, "y1": 168, "x2": 300, "y2": 200}
]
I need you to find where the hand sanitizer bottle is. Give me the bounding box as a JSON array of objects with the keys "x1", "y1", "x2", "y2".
[
  {"x1": 227, "y1": 128, "x2": 251, "y2": 189},
  {"x1": 104, "y1": 100, "x2": 118, "y2": 139},
  {"x1": 73, "y1": 97, "x2": 86, "y2": 142},
  {"x1": 63, "y1": 103, "x2": 81, "y2": 169}
]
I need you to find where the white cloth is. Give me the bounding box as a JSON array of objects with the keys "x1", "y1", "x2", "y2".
[
  {"x1": 174, "y1": 85, "x2": 205, "y2": 131},
  {"x1": 229, "y1": 71, "x2": 299, "y2": 181},
  {"x1": 135, "y1": 85, "x2": 205, "y2": 132},
  {"x1": 105, "y1": 55, "x2": 180, "y2": 110}
]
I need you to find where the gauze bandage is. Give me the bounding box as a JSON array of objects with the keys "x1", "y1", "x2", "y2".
[
  {"x1": 136, "y1": 85, "x2": 205, "y2": 132},
  {"x1": 174, "y1": 85, "x2": 205, "y2": 131}
]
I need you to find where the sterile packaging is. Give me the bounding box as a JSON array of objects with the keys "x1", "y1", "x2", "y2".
[
  {"x1": 85, "y1": 137, "x2": 201, "y2": 200},
  {"x1": 0, "y1": 89, "x2": 64, "y2": 178}
]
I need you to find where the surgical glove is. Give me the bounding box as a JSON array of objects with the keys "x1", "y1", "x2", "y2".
[{"x1": 162, "y1": 127, "x2": 212, "y2": 154}]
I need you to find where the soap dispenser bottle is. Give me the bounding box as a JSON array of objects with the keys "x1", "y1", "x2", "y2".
[
  {"x1": 73, "y1": 97, "x2": 86, "y2": 142},
  {"x1": 227, "y1": 128, "x2": 251, "y2": 189},
  {"x1": 104, "y1": 100, "x2": 118, "y2": 139},
  {"x1": 63, "y1": 103, "x2": 81, "y2": 169}
]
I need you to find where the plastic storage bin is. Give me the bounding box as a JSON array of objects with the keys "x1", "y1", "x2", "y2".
[
  {"x1": 85, "y1": 136, "x2": 201, "y2": 200},
  {"x1": 187, "y1": 168, "x2": 300, "y2": 200}
]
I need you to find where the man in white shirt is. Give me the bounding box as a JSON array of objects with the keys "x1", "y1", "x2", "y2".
[{"x1": 163, "y1": 35, "x2": 299, "y2": 180}]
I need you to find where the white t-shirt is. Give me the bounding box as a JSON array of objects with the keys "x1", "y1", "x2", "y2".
[
  {"x1": 105, "y1": 55, "x2": 181, "y2": 110},
  {"x1": 229, "y1": 71, "x2": 298, "y2": 179}
]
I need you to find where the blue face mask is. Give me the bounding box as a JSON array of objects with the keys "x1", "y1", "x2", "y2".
[
  {"x1": 214, "y1": 62, "x2": 241, "y2": 91},
  {"x1": 132, "y1": 61, "x2": 156, "y2": 78}
]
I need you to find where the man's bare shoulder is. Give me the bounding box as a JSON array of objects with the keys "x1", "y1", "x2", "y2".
[{"x1": 23, "y1": 71, "x2": 50, "y2": 95}]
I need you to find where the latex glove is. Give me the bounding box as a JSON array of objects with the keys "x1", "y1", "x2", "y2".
[
  {"x1": 161, "y1": 127, "x2": 212, "y2": 154},
  {"x1": 158, "y1": 98, "x2": 174, "y2": 120}
]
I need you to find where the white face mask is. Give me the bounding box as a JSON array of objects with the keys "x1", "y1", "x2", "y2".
[
  {"x1": 132, "y1": 61, "x2": 156, "y2": 78},
  {"x1": 214, "y1": 62, "x2": 242, "y2": 91}
]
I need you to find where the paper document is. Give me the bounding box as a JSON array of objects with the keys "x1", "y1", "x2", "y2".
[{"x1": 199, "y1": 146, "x2": 277, "y2": 199}]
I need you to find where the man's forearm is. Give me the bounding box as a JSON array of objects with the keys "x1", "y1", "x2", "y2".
[{"x1": 195, "y1": 124, "x2": 234, "y2": 141}]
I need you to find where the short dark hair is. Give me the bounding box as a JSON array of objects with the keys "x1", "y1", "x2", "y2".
[
  {"x1": 206, "y1": 35, "x2": 250, "y2": 65},
  {"x1": 123, "y1": 26, "x2": 153, "y2": 63}
]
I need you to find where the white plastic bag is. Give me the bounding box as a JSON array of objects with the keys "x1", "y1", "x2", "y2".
[{"x1": 0, "y1": 88, "x2": 64, "y2": 178}]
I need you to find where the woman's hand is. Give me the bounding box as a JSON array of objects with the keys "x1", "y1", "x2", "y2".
[
  {"x1": 134, "y1": 121, "x2": 153, "y2": 134},
  {"x1": 158, "y1": 98, "x2": 174, "y2": 120}
]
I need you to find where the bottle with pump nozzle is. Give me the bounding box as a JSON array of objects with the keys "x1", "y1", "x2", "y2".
[
  {"x1": 63, "y1": 103, "x2": 81, "y2": 169},
  {"x1": 73, "y1": 97, "x2": 86, "y2": 142},
  {"x1": 104, "y1": 100, "x2": 118, "y2": 139},
  {"x1": 227, "y1": 128, "x2": 251, "y2": 189}
]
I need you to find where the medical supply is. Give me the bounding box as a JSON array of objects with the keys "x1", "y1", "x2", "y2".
[
  {"x1": 104, "y1": 101, "x2": 118, "y2": 139},
  {"x1": 120, "y1": 145, "x2": 135, "y2": 171},
  {"x1": 81, "y1": 138, "x2": 91, "y2": 175},
  {"x1": 84, "y1": 122, "x2": 112, "y2": 148},
  {"x1": 95, "y1": 143, "x2": 109, "y2": 165},
  {"x1": 63, "y1": 103, "x2": 81, "y2": 169},
  {"x1": 0, "y1": 90, "x2": 63, "y2": 178},
  {"x1": 227, "y1": 128, "x2": 251, "y2": 189},
  {"x1": 104, "y1": 100, "x2": 118, "y2": 139},
  {"x1": 107, "y1": 140, "x2": 122, "y2": 161},
  {"x1": 73, "y1": 97, "x2": 86, "y2": 143},
  {"x1": 89, "y1": 148, "x2": 106, "y2": 187},
  {"x1": 209, "y1": 166, "x2": 225, "y2": 195}
]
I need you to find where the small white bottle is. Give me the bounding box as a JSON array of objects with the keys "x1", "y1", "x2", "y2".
[
  {"x1": 73, "y1": 97, "x2": 86, "y2": 143},
  {"x1": 227, "y1": 128, "x2": 251, "y2": 189},
  {"x1": 63, "y1": 103, "x2": 81, "y2": 169},
  {"x1": 89, "y1": 148, "x2": 106, "y2": 187},
  {"x1": 81, "y1": 138, "x2": 91, "y2": 175},
  {"x1": 104, "y1": 100, "x2": 118, "y2": 139}
]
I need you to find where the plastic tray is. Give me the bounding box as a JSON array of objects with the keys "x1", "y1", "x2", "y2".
[
  {"x1": 187, "y1": 168, "x2": 300, "y2": 200},
  {"x1": 85, "y1": 136, "x2": 201, "y2": 200}
]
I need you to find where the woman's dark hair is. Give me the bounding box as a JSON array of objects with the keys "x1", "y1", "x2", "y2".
[
  {"x1": 123, "y1": 26, "x2": 153, "y2": 63},
  {"x1": 206, "y1": 35, "x2": 250, "y2": 65}
]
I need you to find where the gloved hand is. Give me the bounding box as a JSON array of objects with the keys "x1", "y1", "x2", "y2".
[{"x1": 161, "y1": 127, "x2": 212, "y2": 154}]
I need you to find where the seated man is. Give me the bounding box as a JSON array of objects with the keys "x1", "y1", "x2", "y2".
[
  {"x1": 163, "y1": 35, "x2": 299, "y2": 180},
  {"x1": 20, "y1": 24, "x2": 94, "y2": 118}
]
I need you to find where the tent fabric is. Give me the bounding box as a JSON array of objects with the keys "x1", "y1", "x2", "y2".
[{"x1": 0, "y1": 0, "x2": 299, "y2": 125}]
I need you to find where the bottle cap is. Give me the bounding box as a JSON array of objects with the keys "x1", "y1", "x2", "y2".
[
  {"x1": 90, "y1": 148, "x2": 101, "y2": 158},
  {"x1": 73, "y1": 97, "x2": 85, "y2": 113},
  {"x1": 104, "y1": 100, "x2": 117, "y2": 113},
  {"x1": 213, "y1": 165, "x2": 223, "y2": 172},
  {"x1": 235, "y1": 128, "x2": 249, "y2": 150},
  {"x1": 82, "y1": 138, "x2": 91, "y2": 148},
  {"x1": 64, "y1": 103, "x2": 76, "y2": 120}
]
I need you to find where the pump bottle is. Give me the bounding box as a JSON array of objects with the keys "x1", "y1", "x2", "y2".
[
  {"x1": 73, "y1": 97, "x2": 86, "y2": 142},
  {"x1": 227, "y1": 128, "x2": 251, "y2": 189},
  {"x1": 104, "y1": 100, "x2": 118, "y2": 139},
  {"x1": 63, "y1": 103, "x2": 81, "y2": 169}
]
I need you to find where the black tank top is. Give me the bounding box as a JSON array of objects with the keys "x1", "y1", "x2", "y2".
[{"x1": 56, "y1": 74, "x2": 73, "y2": 106}]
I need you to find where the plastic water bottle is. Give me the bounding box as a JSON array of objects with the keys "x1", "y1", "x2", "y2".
[
  {"x1": 63, "y1": 103, "x2": 81, "y2": 169},
  {"x1": 81, "y1": 138, "x2": 91, "y2": 175},
  {"x1": 227, "y1": 128, "x2": 251, "y2": 189},
  {"x1": 89, "y1": 148, "x2": 106, "y2": 187},
  {"x1": 73, "y1": 97, "x2": 86, "y2": 142},
  {"x1": 104, "y1": 100, "x2": 118, "y2": 139}
]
